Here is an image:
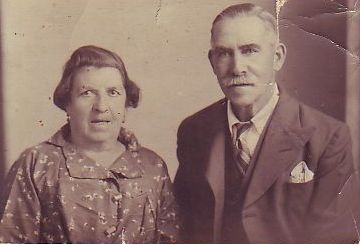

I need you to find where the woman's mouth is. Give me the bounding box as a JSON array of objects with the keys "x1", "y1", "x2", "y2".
[{"x1": 90, "y1": 119, "x2": 111, "y2": 126}]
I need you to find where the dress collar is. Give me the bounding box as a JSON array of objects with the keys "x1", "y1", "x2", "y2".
[{"x1": 47, "y1": 124, "x2": 144, "y2": 179}]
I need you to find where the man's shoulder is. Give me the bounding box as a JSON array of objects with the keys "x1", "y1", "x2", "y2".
[
  {"x1": 282, "y1": 96, "x2": 351, "y2": 149},
  {"x1": 276, "y1": 92, "x2": 347, "y2": 130},
  {"x1": 297, "y1": 99, "x2": 347, "y2": 130},
  {"x1": 179, "y1": 98, "x2": 226, "y2": 130}
]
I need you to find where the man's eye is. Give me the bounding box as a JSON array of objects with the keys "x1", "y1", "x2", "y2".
[
  {"x1": 242, "y1": 48, "x2": 258, "y2": 54},
  {"x1": 217, "y1": 50, "x2": 231, "y2": 57}
]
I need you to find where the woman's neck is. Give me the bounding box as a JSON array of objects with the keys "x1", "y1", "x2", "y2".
[
  {"x1": 69, "y1": 129, "x2": 120, "y2": 152},
  {"x1": 78, "y1": 140, "x2": 123, "y2": 152},
  {"x1": 76, "y1": 140, "x2": 120, "y2": 152},
  {"x1": 77, "y1": 142, "x2": 126, "y2": 168}
]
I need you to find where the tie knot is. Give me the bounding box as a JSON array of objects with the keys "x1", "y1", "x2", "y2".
[{"x1": 232, "y1": 121, "x2": 252, "y2": 139}]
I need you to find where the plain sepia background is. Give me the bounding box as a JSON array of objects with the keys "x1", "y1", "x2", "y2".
[{"x1": 0, "y1": 0, "x2": 359, "y2": 184}]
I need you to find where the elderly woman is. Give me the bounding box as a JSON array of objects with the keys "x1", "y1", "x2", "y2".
[{"x1": 0, "y1": 45, "x2": 179, "y2": 243}]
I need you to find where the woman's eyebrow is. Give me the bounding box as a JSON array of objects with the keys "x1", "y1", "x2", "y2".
[
  {"x1": 107, "y1": 85, "x2": 123, "y2": 89},
  {"x1": 78, "y1": 85, "x2": 94, "y2": 90}
]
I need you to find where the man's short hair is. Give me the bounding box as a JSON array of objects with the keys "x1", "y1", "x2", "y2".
[{"x1": 211, "y1": 3, "x2": 278, "y2": 43}]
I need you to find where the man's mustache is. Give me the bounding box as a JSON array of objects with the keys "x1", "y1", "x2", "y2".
[
  {"x1": 225, "y1": 76, "x2": 274, "y2": 87},
  {"x1": 226, "y1": 76, "x2": 253, "y2": 87}
]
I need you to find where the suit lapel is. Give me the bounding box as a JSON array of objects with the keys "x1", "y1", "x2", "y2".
[
  {"x1": 205, "y1": 127, "x2": 225, "y2": 202},
  {"x1": 244, "y1": 93, "x2": 315, "y2": 208},
  {"x1": 201, "y1": 99, "x2": 227, "y2": 195},
  {"x1": 203, "y1": 99, "x2": 227, "y2": 243}
]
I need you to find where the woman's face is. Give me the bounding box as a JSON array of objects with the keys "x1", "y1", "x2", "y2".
[{"x1": 66, "y1": 66, "x2": 126, "y2": 148}]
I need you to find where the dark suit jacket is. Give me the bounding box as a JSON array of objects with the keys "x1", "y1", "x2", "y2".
[{"x1": 174, "y1": 92, "x2": 360, "y2": 244}]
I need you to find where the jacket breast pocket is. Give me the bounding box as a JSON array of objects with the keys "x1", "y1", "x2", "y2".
[{"x1": 283, "y1": 180, "x2": 315, "y2": 216}]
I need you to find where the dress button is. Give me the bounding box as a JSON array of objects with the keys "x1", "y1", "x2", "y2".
[
  {"x1": 112, "y1": 194, "x2": 122, "y2": 202},
  {"x1": 104, "y1": 226, "x2": 117, "y2": 237}
]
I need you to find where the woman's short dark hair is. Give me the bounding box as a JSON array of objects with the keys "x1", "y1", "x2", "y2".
[{"x1": 53, "y1": 45, "x2": 140, "y2": 111}]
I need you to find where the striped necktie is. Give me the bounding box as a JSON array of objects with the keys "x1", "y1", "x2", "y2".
[{"x1": 232, "y1": 121, "x2": 252, "y2": 175}]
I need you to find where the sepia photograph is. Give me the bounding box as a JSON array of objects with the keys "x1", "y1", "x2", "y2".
[{"x1": 0, "y1": 0, "x2": 359, "y2": 243}]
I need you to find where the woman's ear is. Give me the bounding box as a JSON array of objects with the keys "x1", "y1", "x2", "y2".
[
  {"x1": 273, "y1": 42, "x2": 287, "y2": 71},
  {"x1": 121, "y1": 109, "x2": 126, "y2": 123}
]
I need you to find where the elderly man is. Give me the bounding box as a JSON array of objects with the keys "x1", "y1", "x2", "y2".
[{"x1": 174, "y1": 3, "x2": 359, "y2": 244}]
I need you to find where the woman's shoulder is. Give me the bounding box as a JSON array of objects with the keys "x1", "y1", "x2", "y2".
[
  {"x1": 134, "y1": 146, "x2": 170, "y2": 175},
  {"x1": 136, "y1": 146, "x2": 165, "y2": 165},
  {"x1": 17, "y1": 126, "x2": 68, "y2": 164},
  {"x1": 8, "y1": 140, "x2": 64, "y2": 184},
  {"x1": 119, "y1": 128, "x2": 168, "y2": 168},
  {"x1": 17, "y1": 140, "x2": 63, "y2": 165}
]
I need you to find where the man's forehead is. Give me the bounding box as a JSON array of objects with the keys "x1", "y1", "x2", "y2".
[{"x1": 211, "y1": 15, "x2": 276, "y2": 46}]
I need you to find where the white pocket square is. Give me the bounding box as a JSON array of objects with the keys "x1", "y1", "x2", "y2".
[{"x1": 289, "y1": 161, "x2": 314, "y2": 183}]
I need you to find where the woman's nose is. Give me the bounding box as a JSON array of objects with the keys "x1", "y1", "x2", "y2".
[{"x1": 92, "y1": 95, "x2": 109, "y2": 113}]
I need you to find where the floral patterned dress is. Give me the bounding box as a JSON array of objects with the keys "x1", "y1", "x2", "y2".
[{"x1": 0, "y1": 125, "x2": 180, "y2": 243}]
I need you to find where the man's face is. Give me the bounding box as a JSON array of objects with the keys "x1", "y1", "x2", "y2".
[{"x1": 209, "y1": 15, "x2": 285, "y2": 112}]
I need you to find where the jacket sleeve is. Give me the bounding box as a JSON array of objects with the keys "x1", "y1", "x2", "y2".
[
  {"x1": 0, "y1": 150, "x2": 42, "y2": 243},
  {"x1": 310, "y1": 124, "x2": 355, "y2": 209},
  {"x1": 305, "y1": 123, "x2": 360, "y2": 242},
  {"x1": 173, "y1": 120, "x2": 193, "y2": 242}
]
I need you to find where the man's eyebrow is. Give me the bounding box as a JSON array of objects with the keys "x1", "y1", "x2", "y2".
[
  {"x1": 238, "y1": 44, "x2": 261, "y2": 49},
  {"x1": 213, "y1": 46, "x2": 232, "y2": 51}
]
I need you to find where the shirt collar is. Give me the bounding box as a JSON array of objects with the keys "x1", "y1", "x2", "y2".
[
  {"x1": 227, "y1": 83, "x2": 280, "y2": 134},
  {"x1": 47, "y1": 124, "x2": 143, "y2": 179}
]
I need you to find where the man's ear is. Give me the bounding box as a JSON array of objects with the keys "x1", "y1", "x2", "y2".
[
  {"x1": 208, "y1": 49, "x2": 215, "y2": 71},
  {"x1": 273, "y1": 42, "x2": 286, "y2": 71}
]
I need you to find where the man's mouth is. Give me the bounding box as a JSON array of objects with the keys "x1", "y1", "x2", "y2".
[{"x1": 229, "y1": 83, "x2": 254, "y2": 87}]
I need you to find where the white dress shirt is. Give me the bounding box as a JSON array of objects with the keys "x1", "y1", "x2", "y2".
[{"x1": 227, "y1": 83, "x2": 280, "y2": 157}]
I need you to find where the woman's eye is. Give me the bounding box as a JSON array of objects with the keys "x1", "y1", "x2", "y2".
[
  {"x1": 109, "y1": 89, "x2": 121, "y2": 96},
  {"x1": 80, "y1": 90, "x2": 93, "y2": 97}
]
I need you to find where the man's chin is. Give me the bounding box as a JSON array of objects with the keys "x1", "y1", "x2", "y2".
[
  {"x1": 227, "y1": 93, "x2": 257, "y2": 107},
  {"x1": 228, "y1": 98, "x2": 254, "y2": 109}
]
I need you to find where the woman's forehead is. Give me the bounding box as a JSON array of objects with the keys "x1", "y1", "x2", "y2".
[{"x1": 72, "y1": 66, "x2": 125, "y2": 88}]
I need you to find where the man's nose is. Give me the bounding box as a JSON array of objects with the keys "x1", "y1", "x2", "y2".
[
  {"x1": 232, "y1": 52, "x2": 247, "y2": 76},
  {"x1": 93, "y1": 95, "x2": 109, "y2": 113}
]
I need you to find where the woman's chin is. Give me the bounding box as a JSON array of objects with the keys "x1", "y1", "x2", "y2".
[{"x1": 81, "y1": 132, "x2": 118, "y2": 146}]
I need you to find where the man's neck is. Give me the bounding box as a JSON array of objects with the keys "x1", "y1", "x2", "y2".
[
  {"x1": 231, "y1": 86, "x2": 275, "y2": 122},
  {"x1": 230, "y1": 104, "x2": 252, "y2": 122}
]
